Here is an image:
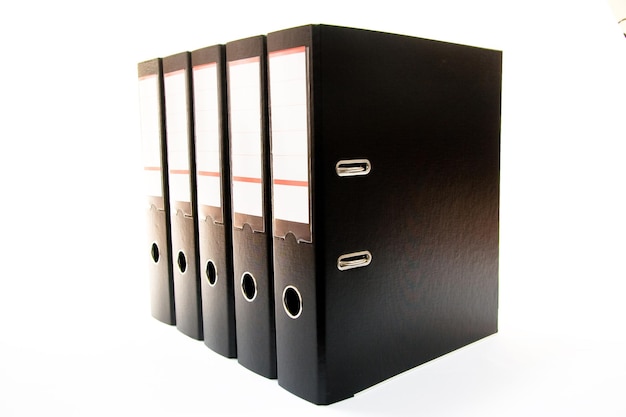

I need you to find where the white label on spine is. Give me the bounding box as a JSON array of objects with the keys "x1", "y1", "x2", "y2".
[
  {"x1": 138, "y1": 74, "x2": 163, "y2": 198},
  {"x1": 193, "y1": 63, "x2": 221, "y2": 209},
  {"x1": 164, "y1": 70, "x2": 191, "y2": 204},
  {"x1": 269, "y1": 47, "x2": 309, "y2": 225},
  {"x1": 228, "y1": 57, "x2": 263, "y2": 218}
]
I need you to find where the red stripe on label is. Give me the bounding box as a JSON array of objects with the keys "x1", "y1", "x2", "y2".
[
  {"x1": 233, "y1": 176, "x2": 262, "y2": 184},
  {"x1": 144, "y1": 166, "x2": 161, "y2": 171},
  {"x1": 193, "y1": 62, "x2": 216, "y2": 71},
  {"x1": 198, "y1": 171, "x2": 220, "y2": 177},
  {"x1": 273, "y1": 179, "x2": 308, "y2": 187},
  {"x1": 138, "y1": 74, "x2": 157, "y2": 81},
  {"x1": 170, "y1": 169, "x2": 190, "y2": 175},
  {"x1": 164, "y1": 69, "x2": 185, "y2": 77},
  {"x1": 229, "y1": 56, "x2": 260, "y2": 67},
  {"x1": 269, "y1": 46, "x2": 306, "y2": 58}
]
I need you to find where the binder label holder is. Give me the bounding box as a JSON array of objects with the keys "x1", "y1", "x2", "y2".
[
  {"x1": 139, "y1": 74, "x2": 165, "y2": 199},
  {"x1": 228, "y1": 56, "x2": 265, "y2": 232},
  {"x1": 164, "y1": 70, "x2": 192, "y2": 207},
  {"x1": 193, "y1": 62, "x2": 223, "y2": 223},
  {"x1": 268, "y1": 46, "x2": 311, "y2": 243}
]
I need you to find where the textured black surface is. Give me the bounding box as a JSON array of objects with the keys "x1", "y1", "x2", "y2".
[
  {"x1": 146, "y1": 205, "x2": 175, "y2": 325},
  {"x1": 226, "y1": 36, "x2": 277, "y2": 378},
  {"x1": 138, "y1": 59, "x2": 175, "y2": 326},
  {"x1": 268, "y1": 24, "x2": 501, "y2": 404},
  {"x1": 170, "y1": 211, "x2": 203, "y2": 340},
  {"x1": 192, "y1": 45, "x2": 237, "y2": 358},
  {"x1": 232, "y1": 225, "x2": 276, "y2": 378},
  {"x1": 273, "y1": 233, "x2": 321, "y2": 402},
  {"x1": 197, "y1": 220, "x2": 236, "y2": 356},
  {"x1": 164, "y1": 52, "x2": 203, "y2": 340}
]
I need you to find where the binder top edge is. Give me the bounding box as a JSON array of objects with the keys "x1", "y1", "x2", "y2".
[
  {"x1": 137, "y1": 58, "x2": 161, "y2": 77},
  {"x1": 191, "y1": 44, "x2": 224, "y2": 66},
  {"x1": 162, "y1": 51, "x2": 190, "y2": 73},
  {"x1": 162, "y1": 50, "x2": 191, "y2": 61},
  {"x1": 267, "y1": 23, "x2": 503, "y2": 54},
  {"x1": 225, "y1": 35, "x2": 266, "y2": 61},
  {"x1": 191, "y1": 44, "x2": 223, "y2": 55},
  {"x1": 225, "y1": 34, "x2": 265, "y2": 48},
  {"x1": 138, "y1": 57, "x2": 160, "y2": 66}
]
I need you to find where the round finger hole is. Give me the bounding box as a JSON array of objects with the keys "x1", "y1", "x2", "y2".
[
  {"x1": 177, "y1": 251, "x2": 187, "y2": 273},
  {"x1": 206, "y1": 260, "x2": 217, "y2": 286},
  {"x1": 150, "y1": 243, "x2": 160, "y2": 263},
  {"x1": 283, "y1": 286, "x2": 302, "y2": 319},
  {"x1": 241, "y1": 273, "x2": 257, "y2": 302}
]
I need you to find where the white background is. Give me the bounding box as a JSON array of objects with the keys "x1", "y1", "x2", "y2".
[{"x1": 1, "y1": 0, "x2": 625, "y2": 415}]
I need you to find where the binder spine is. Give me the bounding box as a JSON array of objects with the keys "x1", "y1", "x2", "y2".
[
  {"x1": 138, "y1": 58, "x2": 175, "y2": 325},
  {"x1": 191, "y1": 45, "x2": 237, "y2": 358},
  {"x1": 163, "y1": 52, "x2": 203, "y2": 340},
  {"x1": 268, "y1": 25, "x2": 331, "y2": 404},
  {"x1": 226, "y1": 35, "x2": 276, "y2": 378}
]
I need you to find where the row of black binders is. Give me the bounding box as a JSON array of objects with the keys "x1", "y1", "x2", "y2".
[{"x1": 137, "y1": 24, "x2": 502, "y2": 405}]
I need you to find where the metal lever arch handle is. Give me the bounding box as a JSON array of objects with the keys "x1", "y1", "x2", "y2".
[
  {"x1": 337, "y1": 251, "x2": 372, "y2": 271},
  {"x1": 335, "y1": 159, "x2": 371, "y2": 177}
]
